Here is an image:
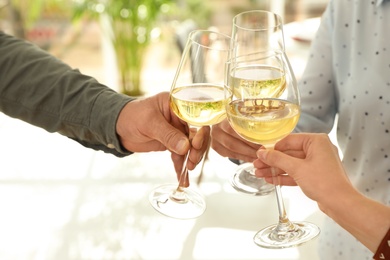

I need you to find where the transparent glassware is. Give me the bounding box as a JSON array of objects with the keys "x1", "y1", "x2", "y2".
[
  {"x1": 231, "y1": 162, "x2": 274, "y2": 195},
  {"x1": 149, "y1": 30, "x2": 232, "y2": 219},
  {"x1": 227, "y1": 10, "x2": 288, "y2": 195},
  {"x1": 225, "y1": 50, "x2": 320, "y2": 248},
  {"x1": 231, "y1": 10, "x2": 285, "y2": 56}
]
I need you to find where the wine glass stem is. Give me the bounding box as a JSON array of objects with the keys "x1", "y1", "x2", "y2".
[
  {"x1": 269, "y1": 148, "x2": 296, "y2": 235},
  {"x1": 273, "y1": 179, "x2": 294, "y2": 229},
  {"x1": 272, "y1": 172, "x2": 288, "y2": 222}
]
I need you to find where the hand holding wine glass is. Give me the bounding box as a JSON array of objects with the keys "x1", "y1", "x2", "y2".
[
  {"x1": 225, "y1": 50, "x2": 320, "y2": 248},
  {"x1": 149, "y1": 30, "x2": 232, "y2": 219}
]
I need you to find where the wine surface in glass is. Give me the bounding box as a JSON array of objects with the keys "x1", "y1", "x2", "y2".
[
  {"x1": 227, "y1": 98, "x2": 300, "y2": 146},
  {"x1": 170, "y1": 84, "x2": 226, "y2": 126},
  {"x1": 230, "y1": 65, "x2": 286, "y2": 98}
]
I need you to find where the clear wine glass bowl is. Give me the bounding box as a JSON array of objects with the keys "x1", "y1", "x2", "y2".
[{"x1": 231, "y1": 10, "x2": 285, "y2": 57}]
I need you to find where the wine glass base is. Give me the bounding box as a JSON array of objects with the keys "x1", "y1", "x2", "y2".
[
  {"x1": 149, "y1": 184, "x2": 206, "y2": 219},
  {"x1": 231, "y1": 163, "x2": 275, "y2": 196},
  {"x1": 253, "y1": 221, "x2": 320, "y2": 249}
]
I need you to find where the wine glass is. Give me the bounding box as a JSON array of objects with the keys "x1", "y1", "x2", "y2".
[
  {"x1": 231, "y1": 10, "x2": 285, "y2": 56},
  {"x1": 227, "y1": 10, "x2": 286, "y2": 195},
  {"x1": 225, "y1": 50, "x2": 320, "y2": 248},
  {"x1": 149, "y1": 30, "x2": 232, "y2": 219}
]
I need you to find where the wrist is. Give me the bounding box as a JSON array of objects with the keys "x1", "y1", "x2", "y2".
[
  {"x1": 317, "y1": 185, "x2": 361, "y2": 221},
  {"x1": 318, "y1": 186, "x2": 390, "y2": 253}
]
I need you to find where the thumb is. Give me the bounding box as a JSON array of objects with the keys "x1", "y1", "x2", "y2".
[
  {"x1": 256, "y1": 149, "x2": 300, "y2": 176},
  {"x1": 152, "y1": 121, "x2": 190, "y2": 155}
]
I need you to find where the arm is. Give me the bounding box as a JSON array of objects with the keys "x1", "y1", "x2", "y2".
[
  {"x1": 0, "y1": 31, "x2": 209, "y2": 171},
  {"x1": 295, "y1": 2, "x2": 338, "y2": 134},
  {"x1": 254, "y1": 133, "x2": 390, "y2": 253},
  {"x1": 0, "y1": 31, "x2": 133, "y2": 156}
]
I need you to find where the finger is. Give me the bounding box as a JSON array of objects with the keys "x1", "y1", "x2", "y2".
[
  {"x1": 264, "y1": 175, "x2": 298, "y2": 186},
  {"x1": 152, "y1": 92, "x2": 191, "y2": 155},
  {"x1": 281, "y1": 149, "x2": 306, "y2": 159},
  {"x1": 278, "y1": 175, "x2": 298, "y2": 186},
  {"x1": 274, "y1": 133, "x2": 309, "y2": 152},
  {"x1": 217, "y1": 120, "x2": 260, "y2": 150},
  {"x1": 149, "y1": 120, "x2": 190, "y2": 155},
  {"x1": 211, "y1": 123, "x2": 259, "y2": 161},
  {"x1": 274, "y1": 133, "x2": 332, "y2": 155},
  {"x1": 191, "y1": 126, "x2": 210, "y2": 150},
  {"x1": 254, "y1": 166, "x2": 285, "y2": 177},
  {"x1": 171, "y1": 152, "x2": 185, "y2": 179},
  {"x1": 256, "y1": 148, "x2": 302, "y2": 176},
  {"x1": 211, "y1": 139, "x2": 258, "y2": 162},
  {"x1": 186, "y1": 127, "x2": 210, "y2": 170}
]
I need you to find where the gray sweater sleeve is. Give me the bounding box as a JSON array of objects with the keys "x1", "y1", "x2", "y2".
[{"x1": 0, "y1": 31, "x2": 135, "y2": 156}]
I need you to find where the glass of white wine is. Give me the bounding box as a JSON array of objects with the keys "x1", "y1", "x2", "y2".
[
  {"x1": 227, "y1": 48, "x2": 287, "y2": 195},
  {"x1": 225, "y1": 50, "x2": 320, "y2": 248},
  {"x1": 227, "y1": 10, "x2": 286, "y2": 195},
  {"x1": 149, "y1": 30, "x2": 232, "y2": 219}
]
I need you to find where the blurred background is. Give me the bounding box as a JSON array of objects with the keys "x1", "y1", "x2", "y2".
[{"x1": 0, "y1": 0, "x2": 330, "y2": 259}]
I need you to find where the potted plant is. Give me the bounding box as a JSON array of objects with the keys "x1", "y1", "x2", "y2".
[
  {"x1": 71, "y1": 0, "x2": 178, "y2": 96},
  {"x1": 2, "y1": 0, "x2": 211, "y2": 96}
]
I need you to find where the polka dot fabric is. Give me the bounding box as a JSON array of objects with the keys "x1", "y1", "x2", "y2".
[{"x1": 296, "y1": 0, "x2": 390, "y2": 259}]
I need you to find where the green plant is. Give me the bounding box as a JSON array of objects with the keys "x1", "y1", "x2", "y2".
[
  {"x1": 71, "y1": 0, "x2": 210, "y2": 96},
  {"x1": 71, "y1": 0, "x2": 176, "y2": 96},
  {"x1": 2, "y1": 0, "x2": 211, "y2": 96}
]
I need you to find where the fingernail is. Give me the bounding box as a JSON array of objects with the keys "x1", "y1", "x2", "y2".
[
  {"x1": 256, "y1": 149, "x2": 268, "y2": 160},
  {"x1": 175, "y1": 139, "x2": 188, "y2": 154}
]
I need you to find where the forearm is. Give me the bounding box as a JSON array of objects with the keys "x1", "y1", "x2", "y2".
[
  {"x1": 320, "y1": 187, "x2": 390, "y2": 253},
  {"x1": 296, "y1": 7, "x2": 337, "y2": 134},
  {"x1": 0, "y1": 31, "x2": 134, "y2": 156}
]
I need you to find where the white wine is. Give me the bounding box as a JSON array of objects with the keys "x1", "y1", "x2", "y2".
[
  {"x1": 229, "y1": 65, "x2": 286, "y2": 98},
  {"x1": 227, "y1": 98, "x2": 300, "y2": 146},
  {"x1": 170, "y1": 84, "x2": 226, "y2": 126}
]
